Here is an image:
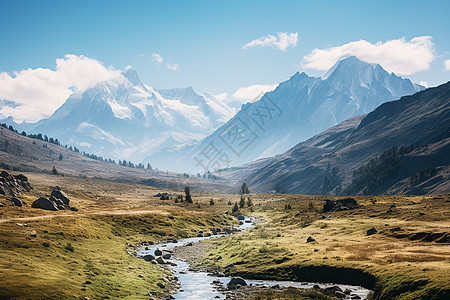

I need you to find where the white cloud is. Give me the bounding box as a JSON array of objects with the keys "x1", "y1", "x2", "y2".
[
  {"x1": 302, "y1": 36, "x2": 435, "y2": 75},
  {"x1": 152, "y1": 53, "x2": 163, "y2": 63},
  {"x1": 0, "y1": 54, "x2": 122, "y2": 123},
  {"x1": 232, "y1": 84, "x2": 278, "y2": 102},
  {"x1": 214, "y1": 92, "x2": 228, "y2": 102},
  {"x1": 444, "y1": 59, "x2": 450, "y2": 70},
  {"x1": 242, "y1": 32, "x2": 298, "y2": 52},
  {"x1": 166, "y1": 63, "x2": 179, "y2": 71},
  {"x1": 419, "y1": 81, "x2": 429, "y2": 88}
]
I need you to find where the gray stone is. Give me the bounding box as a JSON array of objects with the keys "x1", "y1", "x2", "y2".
[
  {"x1": 306, "y1": 236, "x2": 316, "y2": 243},
  {"x1": 10, "y1": 197, "x2": 23, "y2": 207},
  {"x1": 156, "y1": 257, "x2": 167, "y2": 264},
  {"x1": 31, "y1": 197, "x2": 59, "y2": 211},
  {"x1": 227, "y1": 277, "x2": 247, "y2": 289},
  {"x1": 143, "y1": 255, "x2": 155, "y2": 261},
  {"x1": 51, "y1": 190, "x2": 70, "y2": 205},
  {"x1": 367, "y1": 228, "x2": 378, "y2": 235},
  {"x1": 154, "y1": 249, "x2": 163, "y2": 256},
  {"x1": 162, "y1": 253, "x2": 171, "y2": 260}
]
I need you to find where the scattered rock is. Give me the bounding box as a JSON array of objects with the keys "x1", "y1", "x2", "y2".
[
  {"x1": 335, "y1": 291, "x2": 346, "y2": 298},
  {"x1": 227, "y1": 277, "x2": 247, "y2": 290},
  {"x1": 143, "y1": 255, "x2": 155, "y2": 261},
  {"x1": 367, "y1": 228, "x2": 378, "y2": 236},
  {"x1": 138, "y1": 274, "x2": 144, "y2": 278},
  {"x1": 390, "y1": 227, "x2": 402, "y2": 232},
  {"x1": 156, "y1": 257, "x2": 167, "y2": 264},
  {"x1": 30, "y1": 230, "x2": 37, "y2": 237},
  {"x1": 84, "y1": 280, "x2": 92, "y2": 284},
  {"x1": 157, "y1": 282, "x2": 165, "y2": 288},
  {"x1": 186, "y1": 242, "x2": 193, "y2": 246},
  {"x1": 51, "y1": 190, "x2": 70, "y2": 205},
  {"x1": 323, "y1": 198, "x2": 359, "y2": 212},
  {"x1": 154, "y1": 249, "x2": 163, "y2": 256},
  {"x1": 237, "y1": 215, "x2": 245, "y2": 220},
  {"x1": 351, "y1": 295, "x2": 362, "y2": 299},
  {"x1": 162, "y1": 253, "x2": 172, "y2": 260},
  {"x1": 306, "y1": 236, "x2": 316, "y2": 243},
  {"x1": 10, "y1": 197, "x2": 23, "y2": 207},
  {"x1": 31, "y1": 197, "x2": 59, "y2": 211}
]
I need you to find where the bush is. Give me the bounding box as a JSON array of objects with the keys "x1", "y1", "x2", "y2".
[
  {"x1": 209, "y1": 198, "x2": 214, "y2": 205},
  {"x1": 184, "y1": 186, "x2": 193, "y2": 203}
]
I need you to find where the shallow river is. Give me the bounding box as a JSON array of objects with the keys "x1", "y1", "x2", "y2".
[{"x1": 136, "y1": 217, "x2": 371, "y2": 300}]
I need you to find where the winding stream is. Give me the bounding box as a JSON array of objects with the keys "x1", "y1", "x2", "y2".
[{"x1": 137, "y1": 217, "x2": 371, "y2": 299}]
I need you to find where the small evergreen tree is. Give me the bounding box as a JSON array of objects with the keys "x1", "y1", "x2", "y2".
[
  {"x1": 227, "y1": 200, "x2": 232, "y2": 205},
  {"x1": 240, "y1": 182, "x2": 250, "y2": 194},
  {"x1": 239, "y1": 196, "x2": 246, "y2": 208},
  {"x1": 59, "y1": 153, "x2": 63, "y2": 160},
  {"x1": 184, "y1": 186, "x2": 193, "y2": 203},
  {"x1": 232, "y1": 202, "x2": 239, "y2": 214},
  {"x1": 209, "y1": 198, "x2": 215, "y2": 205},
  {"x1": 51, "y1": 166, "x2": 58, "y2": 175},
  {"x1": 246, "y1": 197, "x2": 253, "y2": 207}
]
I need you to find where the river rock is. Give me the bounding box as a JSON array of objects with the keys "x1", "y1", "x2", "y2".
[
  {"x1": 162, "y1": 253, "x2": 171, "y2": 259},
  {"x1": 237, "y1": 215, "x2": 245, "y2": 220},
  {"x1": 227, "y1": 277, "x2": 247, "y2": 290},
  {"x1": 186, "y1": 242, "x2": 193, "y2": 246},
  {"x1": 367, "y1": 228, "x2": 378, "y2": 235},
  {"x1": 143, "y1": 254, "x2": 155, "y2": 261},
  {"x1": 335, "y1": 291, "x2": 346, "y2": 298},
  {"x1": 154, "y1": 249, "x2": 163, "y2": 256},
  {"x1": 31, "y1": 197, "x2": 59, "y2": 211},
  {"x1": 156, "y1": 257, "x2": 167, "y2": 264},
  {"x1": 351, "y1": 295, "x2": 361, "y2": 299}
]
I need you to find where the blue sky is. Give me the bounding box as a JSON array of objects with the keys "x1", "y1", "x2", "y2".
[{"x1": 0, "y1": 0, "x2": 449, "y2": 121}]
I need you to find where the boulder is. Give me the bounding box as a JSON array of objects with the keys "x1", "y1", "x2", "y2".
[
  {"x1": 10, "y1": 197, "x2": 23, "y2": 207},
  {"x1": 323, "y1": 197, "x2": 359, "y2": 212},
  {"x1": 237, "y1": 215, "x2": 245, "y2": 220},
  {"x1": 162, "y1": 253, "x2": 171, "y2": 259},
  {"x1": 32, "y1": 197, "x2": 59, "y2": 211},
  {"x1": 51, "y1": 190, "x2": 70, "y2": 205},
  {"x1": 14, "y1": 174, "x2": 28, "y2": 182},
  {"x1": 156, "y1": 257, "x2": 167, "y2": 264},
  {"x1": 143, "y1": 255, "x2": 155, "y2": 261},
  {"x1": 227, "y1": 277, "x2": 247, "y2": 290},
  {"x1": 306, "y1": 236, "x2": 316, "y2": 243},
  {"x1": 367, "y1": 228, "x2": 378, "y2": 236},
  {"x1": 154, "y1": 249, "x2": 163, "y2": 256}
]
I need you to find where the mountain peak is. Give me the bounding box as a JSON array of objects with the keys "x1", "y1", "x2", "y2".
[{"x1": 121, "y1": 67, "x2": 143, "y2": 86}]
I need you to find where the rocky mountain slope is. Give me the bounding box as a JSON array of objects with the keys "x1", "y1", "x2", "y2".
[
  {"x1": 220, "y1": 82, "x2": 450, "y2": 195},
  {"x1": 152, "y1": 56, "x2": 423, "y2": 172}
]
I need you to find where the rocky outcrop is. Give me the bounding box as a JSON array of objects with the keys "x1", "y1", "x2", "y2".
[
  {"x1": 323, "y1": 198, "x2": 359, "y2": 212},
  {"x1": 31, "y1": 188, "x2": 76, "y2": 211},
  {"x1": 0, "y1": 170, "x2": 33, "y2": 196}
]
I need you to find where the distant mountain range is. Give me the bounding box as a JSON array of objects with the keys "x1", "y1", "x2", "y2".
[
  {"x1": 219, "y1": 81, "x2": 450, "y2": 195},
  {"x1": 6, "y1": 67, "x2": 235, "y2": 166},
  {"x1": 152, "y1": 56, "x2": 423, "y2": 172},
  {"x1": 3, "y1": 56, "x2": 423, "y2": 173}
]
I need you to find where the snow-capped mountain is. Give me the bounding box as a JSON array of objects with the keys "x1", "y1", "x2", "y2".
[
  {"x1": 151, "y1": 56, "x2": 424, "y2": 173},
  {"x1": 13, "y1": 67, "x2": 235, "y2": 164}
]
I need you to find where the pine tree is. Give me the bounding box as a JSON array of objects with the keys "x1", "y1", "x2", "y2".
[
  {"x1": 240, "y1": 182, "x2": 250, "y2": 194},
  {"x1": 209, "y1": 198, "x2": 215, "y2": 205},
  {"x1": 184, "y1": 186, "x2": 193, "y2": 203},
  {"x1": 51, "y1": 166, "x2": 58, "y2": 175},
  {"x1": 239, "y1": 196, "x2": 246, "y2": 208},
  {"x1": 232, "y1": 202, "x2": 239, "y2": 214},
  {"x1": 59, "y1": 153, "x2": 63, "y2": 160}
]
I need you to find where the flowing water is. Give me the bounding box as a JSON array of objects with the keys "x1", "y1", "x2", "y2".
[{"x1": 136, "y1": 217, "x2": 371, "y2": 299}]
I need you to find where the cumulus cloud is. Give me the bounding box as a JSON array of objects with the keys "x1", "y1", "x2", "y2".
[
  {"x1": 232, "y1": 84, "x2": 278, "y2": 102},
  {"x1": 152, "y1": 53, "x2": 163, "y2": 63},
  {"x1": 214, "y1": 92, "x2": 228, "y2": 102},
  {"x1": 444, "y1": 59, "x2": 450, "y2": 70},
  {"x1": 0, "y1": 54, "x2": 121, "y2": 122},
  {"x1": 242, "y1": 32, "x2": 298, "y2": 52},
  {"x1": 302, "y1": 36, "x2": 435, "y2": 75},
  {"x1": 166, "y1": 63, "x2": 179, "y2": 71}
]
